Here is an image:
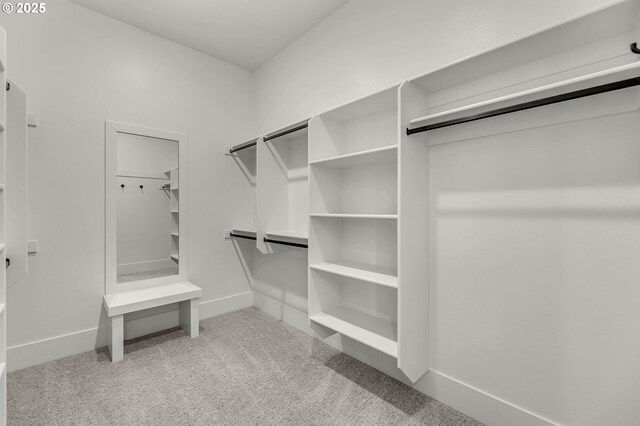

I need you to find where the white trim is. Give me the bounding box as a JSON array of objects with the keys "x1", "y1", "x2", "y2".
[
  {"x1": 252, "y1": 292, "x2": 314, "y2": 336},
  {"x1": 7, "y1": 291, "x2": 253, "y2": 372},
  {"x1": 253, "y1": 293, "x2": 557, "y2": 426},
  {"x1": 420, "y1": 370, "x2": 559, "y2": 426},
  {"x1": 117, "y1": 169, "x2": 169, "y2": 180},
  {"x1": 105, "y1": 121, "x2": 188, "y2": 295}
]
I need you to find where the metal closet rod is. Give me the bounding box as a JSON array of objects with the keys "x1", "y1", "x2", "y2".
[
  {"x1": 229, "y1": 140, "x2": 257, "y2": 154},
  {"x1": 264, "y1": 123, "x2": 308, "y2": 142},
  {"x1": 407, "y1": 76, "x2": 640, "y2": 135},
  {"x1": 263, "y1": 237, "x2": 308, "y2": 249},
  {"x1": 229, "y1": 233, "x2": 257, "y2": 241}
]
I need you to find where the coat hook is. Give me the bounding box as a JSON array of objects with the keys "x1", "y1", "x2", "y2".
[
  {"x1": 631, "y1": 43, "x2": 640, "y2": 54},
  {"x1": 140, "y1": 185, "x2": 144, "y2": 191},
  {"x1": 120, "y1": 184, "x2": 125, "y2": 192}
]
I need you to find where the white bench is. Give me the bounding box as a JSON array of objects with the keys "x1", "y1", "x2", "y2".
[{"x1": 103, "y1": 282, "x2": 202, "y2": 362}]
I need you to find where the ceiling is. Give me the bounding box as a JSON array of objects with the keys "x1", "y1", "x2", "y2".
[{"x1": 68, "y1": 0, "x2": 350, "y2": 71}]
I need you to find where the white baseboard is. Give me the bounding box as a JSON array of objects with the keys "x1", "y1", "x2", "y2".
[
  {"x1": 419, "y1": 370, "x2": 558, "y2": 426},
  {"x1": 252, "y1": 291, "x2": 313, "y2": 336},
  {"x1": 7, "y1": 291, "x2": 254, "y2": 373},
  {"x1": 252, "y1": 292, "x2": 557, "y2": 426}
]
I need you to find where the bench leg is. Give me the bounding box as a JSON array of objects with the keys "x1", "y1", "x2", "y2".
[
  {"x1": 109, "y1": 314, "x2": 124, "y2": 362},
  {"x1": 179, "y1": 298, "x2": 199, "y2": 338}
]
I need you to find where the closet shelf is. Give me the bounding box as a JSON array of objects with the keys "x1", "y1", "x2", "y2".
[
  {"x1": 232, "y1": 228, "x2": 256, "y2": 236},
  {"x1": 264, "y1": 121, "x2": 309, "y2": 142},
  {"x1": 310, "y1": 306, "x2": 398, "y2": 358},
  {"x1": 266, "y1": 230, "x2": 308, "y2": 241},
  {"x1": 310, "y1": 261, "x2": 397, "y2": 289},
  {"x1": 310, "y1": 145, "x2": 397, "y2": 168},
  {"x1": 229, "y1": 139, "x2": 258, "y2": 154},
  {"x1": 171, "y1": 233, "x2": 179, "y2": 237},
  {"x1": 409, "y1": 62, "x2": 640, "y2": 129},
  {"x1": 310, "y1": 213, "x2": 397, "y2": 220},
  {"x1": 171, "y1": 254, "x2": 179, "y2": 262},
  {"x1": 171, "y1": 210, "x2": 179, "y2": 214}
]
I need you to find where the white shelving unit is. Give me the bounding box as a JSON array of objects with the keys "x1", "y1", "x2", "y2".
[
  {"x1": 308, "y1": 84, "x2": 430, "y2": 382},
  {"x1": 257, "y1": 120, "x2": 309, "y2": 252},
  {"x1": 222, "y1": 0, "x2": 640, "y2": 388},
  {"x1": 167, "y1": 168, "x2": 179, "y2": 264}
]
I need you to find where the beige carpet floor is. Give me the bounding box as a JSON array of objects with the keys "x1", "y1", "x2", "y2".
[{"x1": 8, "y1": 307, "x2": 482, "y2": 425}]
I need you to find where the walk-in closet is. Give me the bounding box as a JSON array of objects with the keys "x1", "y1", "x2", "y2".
[{"x1": 0, "y1": 1, "x2": 638, "y2": 425}]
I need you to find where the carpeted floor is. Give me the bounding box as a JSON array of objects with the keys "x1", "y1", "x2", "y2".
[{"x1": 8, "y1": 307, "x2": 482, "y2": 425}]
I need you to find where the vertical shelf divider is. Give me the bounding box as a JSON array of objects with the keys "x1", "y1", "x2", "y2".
[{"x1": 397, "y1": 81, "x2": 431, "y2": 382}]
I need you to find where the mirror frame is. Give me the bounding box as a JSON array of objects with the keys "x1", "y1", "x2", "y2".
[{"x1": 105, "y1": 121, "x2": 188, "y2": 295}]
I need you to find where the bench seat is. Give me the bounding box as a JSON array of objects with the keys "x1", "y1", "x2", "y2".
[{"x1": 103, "y1": 282, "x2": 202, "y2": 362}]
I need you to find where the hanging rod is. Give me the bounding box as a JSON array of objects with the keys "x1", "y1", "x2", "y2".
[
  {"x1": 264, "y1": 123, "x2": 308, "y2": 142},
  {"x1": 407, "y1": 76, "x2": 640, "y2": 135},
  {"x1": 229, "y1": 233, "x2": 257, "y2": 241},
  {"x1": 229, "y1": 140, "x2": 257, "y2": 154},
  {"x1": 263, "y1": 237, "x2": 308, "y2": 248}
]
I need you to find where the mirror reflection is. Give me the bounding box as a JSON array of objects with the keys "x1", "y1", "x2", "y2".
[{"x1": 117, "y1": 133, "x2": 179, "y2": 283}]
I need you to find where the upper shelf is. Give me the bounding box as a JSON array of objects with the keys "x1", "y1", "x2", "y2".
[
  {"x1": 409, "y1": 62, "x2": 640, "y2": 131},
  {"x1": 408, "y1": 0, "x2": 640, "y2": 94},
  {"x1": 266, "y1": 230, "x2": 308, "y2": 241},
  {"x1": 320, "y1": 86, "x2": 399, "y2": 122}
]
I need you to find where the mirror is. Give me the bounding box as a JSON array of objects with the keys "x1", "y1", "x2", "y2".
[
  {"x1": 116, "y1": 133, "x2": 179, "y2": 282},
  {"x1": 115, "y1": 133, "x2": 179, "y2": 282},
  {"x1": 105, "y1": 121, "x2": 187, "y2": 293}
]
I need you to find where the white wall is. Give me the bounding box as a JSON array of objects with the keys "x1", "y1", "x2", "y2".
[
  {"x1": 0, "y1": 0, "x2": 255, "y2": 360},
  {"x1": 252, "y1": 1, "x2": 634, "y2": 425}
]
